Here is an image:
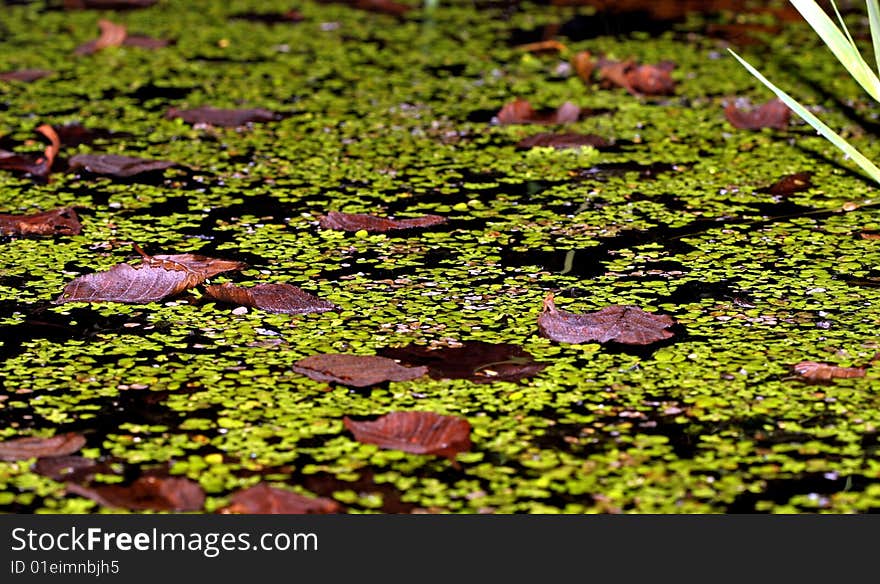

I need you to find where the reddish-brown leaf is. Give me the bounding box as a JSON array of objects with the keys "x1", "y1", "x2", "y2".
[
  {"x1": 344, "y1": 411, "x2": 471, "y2": 461},
  {"x1": 792, "y1": 361, "x2": 866, "y2": 382},
  {"x1": 537, "y1": 293, "x2": 675, "y2": 345},
  {"x1": 516, "y1": 132, "x2": 610, "y2": 150},
  {"x1": 595, "y1": 59, "x2": 676, "y2": 96},
  {"x1": 0, "y1": 432, "x2": 86, "y2": 461},
  {"x1": 0, "y1": 69, "x2": 52, "y2": 82},
  {"x1": 219, "y1": 484, "x2": 341, "y2": 514},
  {"x1": 55, "y1": 248, "x2": 245, "y2": 304},
  {"x1": 0, "y1": 207, "x2": 82, "y2": 237},
  {"x1": 626, "y1": 62, "x2": 676, "y2": 95},
  {"x1": 147, "y1": 252, "x2": 247, "y2": 279},
  {"x1": 757, "y1": 171, "x2": 813, "y2": 196},
  {"x1": 292, "y1": 354, "x2": 428, "y2": 387},
  {"x1": 74, "y1": 19, "x2": 128, "y2": 55},
  {"x1": 166, "y1": 106, "x2": 279, "y2": 128},
  {"x1": 33, "y1": 455, "x2": 103, "y2": 482},
  {"x1": 378, "y1": 341, "x2": 548, "y2": 384},
  {"x1": 318, "y1": 210, "x2": 446, "y2": 232},
  {"x1": 496, "y1": 99, "x2": 582, "y2": 125},
  {"x1": 67, "y1": 153, "x2": 177, "y2": 177},
  {"x1": 52, "y1": 122, "x2": 118, "y2": 147},
  {"x1": 516, "y1": 40, "x2": 568, "y2": 55},
  {"x1": 572, "y1": 51, "x2": 595, "y2": 83},
  {"x1": 724, "y1": 98, "x2": 791, "y2": 130},
  {"x1": 204, "y1": 282, "x2": 337, "y2": 314},
  {"x1": 74, "y1": 19, "x2": 170, "y2": 55},
  {"x1": 66, "y1": 476, "x2": 205, "y2": 511},
  {"x1": 0, "y1": 124, "x2": 61, "y2": 179}
]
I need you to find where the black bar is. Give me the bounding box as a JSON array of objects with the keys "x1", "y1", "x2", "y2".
[{"x1": 1, "y1": 514, "x2": 877, "y2": 582}]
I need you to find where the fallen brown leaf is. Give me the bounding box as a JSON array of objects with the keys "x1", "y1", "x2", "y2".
[
  {"x1": 166, "y1": 106, "x2": 280, "y2": 128},
  {"x1": 516, "y1": 40, "x2": 568, "y2": 54},
  {"x1": 758, "y1": 171, "x2": 813, "y2": 196},
  {"x1": 0, "y1": 124, "x2": 61, "y2": 180},
  {"x1": 318, "y1": 211, "x2": 446, "y2": 232},
  {"x1": 724, "y1": 98, "x2": 791, "y2": 130},
  {"x1": 204, "y1": 282, "x2": 337, "y2": 314},
  {"x1": 75, "y1": 19, "x2": 169, "y2": 55},
  {"x1": 792, "y1": 361, "x2": 866, "y2": 382},
  {"x1": 0, "y1": 69, "x2": 52, "y2": 82},
  {"x1": 292, "y1": 354, "x2": 428, "y2": 387},
  {"x1": 496, "y1": 99, "x2": 582, "y2": 125},
  {"x1": 0, "y1": 207, "x2": 82, "y2": 237},
  {"x1": 0, "y1": 433, "x2": 87, "y2": 461},
  {"x1": 378, "y1": 341, "x2": 548, "y2": 384},
  {"x1": 219, "y1": 484, "x2": 341, "y2": 514},
  {"x1": 55, "y1": 245, "x2": 245, "y2": 304},
  {"x1": 67, "y1": 153, "x2": 177, "y2": 178},
  {"x1": 343, "y1": 411, "x2": 471, "y2": 461},
  {"x1": 66, "y1": 476, "x2": 205, "y2": 511},
  {"x1": 537, "y1": 293, "x2": 675, "y2": 345}
]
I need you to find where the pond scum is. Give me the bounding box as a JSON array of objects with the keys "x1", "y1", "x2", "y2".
[{"x1": 1, "y1": 0, "x2": 880, "y2": 513}]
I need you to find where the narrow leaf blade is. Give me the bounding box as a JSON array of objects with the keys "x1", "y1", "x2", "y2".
[
  {"x1": 729, "y1": 49, "x2": 880, "y2": 185},
  {"x1": 868, "y1": 0, "x2": 880, "y2": 74},
  {"x1": 789, "y1": 0, "x2": 880, "y2": 100}
]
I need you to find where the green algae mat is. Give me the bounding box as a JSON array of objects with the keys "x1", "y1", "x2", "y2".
[{"x1": 1, "y1": 0, "x2": 880, "y2": 514}]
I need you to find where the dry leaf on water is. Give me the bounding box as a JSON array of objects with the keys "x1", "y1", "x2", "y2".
[
  {"x1": 67, "y1": 153, "x2": 177, "y2": 178},
  {"x1": 75, "y1": 19, "x2": 170, "y2": 55},
  {"x1": 292, "y1": 354, "x2": 428, "y2": 387},
  {"x1": 378, "y1": 341, "x2": 547, "y2": 384},
  {"x1": 537, "y1": 293, "x2": 675, "y2": 345},
  {"x1": 55, "y1": 245, "x2": 245, "y2": 304},
  {"x1": 597, "y1": 59, "x2": 676, "y2": 96},
  {"x1": 204, "y1": 282, "x2": 337, "y2": 314},
  {"x1": 33, "y1": 456, "x2": 102, "y2": 481},
  {"x1": 573, "y1": 52, "x2": 676, "y2": 96},
  {"x1": 166, "y1": 106, "x2": 280, "y2": 128},
  {"x1": 53, "y1": 122, "x2": 117, "y2": 147},
  {"x1": 0, "y1": 124, "x2": 61, "y2": 179},
  {"x1": 344, "y1": 411, "x2": 471, "y2": 461},
  {"x1": 724, "y1": 98, "x2": 791, "y2": 130},
  {"x1": 0, "y1": 207, "x2": 82, "y2": 237},
  {"x1": 0, "y1": 69, "x2": 52, "y2": 82},
  {"x1": 66, "y1": 476, "x2": 205, "y2": 511},
  {"x1": 757, "y1": 172, "x2": 813, "y2": 196},
  {"x1": 792, "y1": 361, "x2": 866, "y2": 382},
  {"x1": 219, "y1": 484, "x2": 340, "y2": 514},
  {"x1": 515, "y1": 40, "x2": 568, "y2": 54},
  {"x1": 318, "y1": 210, "x2": 446, "y2": 232},
  {"x1": 572, "y1": 51, "x2": 595, "y2": 82},
  {"x1": 0, "y1": 432, "x2": 86, "y2": 461},
  {"x1": 496, "y1": 99, "x2": 582, "y2": 125},
  {"x1": 515, "y1": 132, "x2": 610, "y2": 150}
]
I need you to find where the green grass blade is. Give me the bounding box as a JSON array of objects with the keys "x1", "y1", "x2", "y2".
[
  {"x1": 829, "y1": 0, "x2": 859, "y2": 53},
  {"x1": 868, "y1": 0, "x2": 880, "y2": 74},
  {"x1": 730, "y1": 48, "x2": 880, "y2": 184},
  {"x1": 789, "y1": 0, "x2": 880, "y2": 101}
]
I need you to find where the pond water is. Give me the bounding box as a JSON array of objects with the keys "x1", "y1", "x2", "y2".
[{"x1": 1, "y1": 0, "x2": 879, "y2": 513}]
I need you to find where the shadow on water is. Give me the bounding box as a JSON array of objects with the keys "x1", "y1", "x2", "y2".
[{"x1": 0, "y1": 305, "x2": 168, "y2": 360}]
